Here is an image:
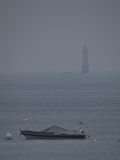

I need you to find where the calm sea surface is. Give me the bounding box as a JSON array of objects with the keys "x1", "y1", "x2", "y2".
[{"x1": 0, "y1": 73, "x2": 120, "y2": 160}]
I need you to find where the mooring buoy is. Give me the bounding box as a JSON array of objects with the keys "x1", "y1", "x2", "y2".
[{"x1": 5, "y1": 133, "x2": 13, "y2": 140}]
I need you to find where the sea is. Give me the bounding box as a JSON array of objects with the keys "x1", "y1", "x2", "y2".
[{"x1": 0, "y1": 72, "x2": 120, "y2": 160}]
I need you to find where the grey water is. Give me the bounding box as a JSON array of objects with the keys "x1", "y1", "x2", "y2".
[{"x1": 0, "y1": 72, "x2": 120, "y2": 160}]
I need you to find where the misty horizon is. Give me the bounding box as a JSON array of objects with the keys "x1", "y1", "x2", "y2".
[{"x1": 0, "y1": 0, "x2": 120, "y2": 72}]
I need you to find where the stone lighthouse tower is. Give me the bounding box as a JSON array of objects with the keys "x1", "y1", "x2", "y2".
[{"x1": 82, "y1": 45, "x2": 89, "y2": 74}]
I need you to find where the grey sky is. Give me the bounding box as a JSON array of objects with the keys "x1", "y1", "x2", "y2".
[{"x1": 0, "y1": 0, "x2": 120, "y2": 72}]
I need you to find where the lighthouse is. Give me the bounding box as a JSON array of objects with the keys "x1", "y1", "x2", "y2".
[{"x1": 82, "y1": 45, "x2": 89, "y2": 74}]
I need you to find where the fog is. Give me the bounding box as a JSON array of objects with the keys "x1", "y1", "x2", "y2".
[{"x1": 0, "y1": 0, "x2": 120, "y2": 72}]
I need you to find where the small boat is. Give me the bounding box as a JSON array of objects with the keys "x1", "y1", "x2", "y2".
[{"x1": 20, "y1": 125, "x2": 87, "y2": 139}]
